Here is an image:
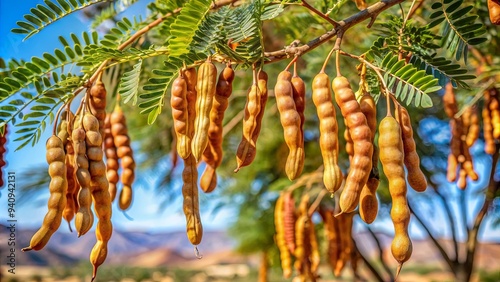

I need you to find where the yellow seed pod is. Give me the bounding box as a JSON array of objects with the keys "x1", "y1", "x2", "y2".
[
  {"x1": 191, "y1": 60, "x2": 217, "y2": 161},
  {"x1": 274, "y1": 193, "x2": 292, "y2": 278}
]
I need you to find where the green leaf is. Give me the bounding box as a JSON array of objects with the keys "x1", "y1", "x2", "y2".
[{"x1": 118, "y1": 60, "x2": 142, "y2": 105}]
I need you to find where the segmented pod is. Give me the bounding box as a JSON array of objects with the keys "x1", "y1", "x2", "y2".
[
  {"x1": 396, "y1": 106, "x2": 427, "y2": 192},
  {"x1": 22, "y1": 136, "x2": 67, "y2": 251},
  {"x1": 275, "y1": 70, "x2": 304, "y2": 180},
  {"x1": 104, "y1": 114, "x2": 119, "y2": 201},
  {"x1": 275, "y1": 193, "x2": 292, "y2": 278},
  {"x1": 291, "y1": 68, "x2": 306, "y2": 146},
  {"x1": 182, "y1": 155, "x2": 203, "y2": 245},
  {"x1": 379, "y1": 116, "x2": 412, "y2": 276},
  {"x1": 332, "y1": 76, "x2": 373, "y2": 213},
  {"x1": 72, "y1": 123, "x2": 94, "y2": 237},
  {"x1": 312, "y1": 72, "x2": 343, "y2": 193},
  {"x1": 171, "y1": 73, "x2": 191, "y2": 159},
  {"x1": 90, "y1": 79, "x2": 107, "y2": 138},
  {"x1": 191, "y1": 60, "x2": 217, "y2": 161},
  {"x1": 283, "y1": 191, "x2": 296, "y2": 254}
]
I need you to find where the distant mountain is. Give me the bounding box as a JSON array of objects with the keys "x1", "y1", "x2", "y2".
[{"x1": 0, "y1": 224, "x2": 235, "y2": 266}]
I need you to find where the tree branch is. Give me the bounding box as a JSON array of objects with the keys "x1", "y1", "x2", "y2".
[
  {"x1": 429, "y1": 179, "x2": 459, "y2": 262},
  {"x1": 409, "y1": 201, "x2": 456, "y2": 271},
  {"x1": 352, "y1": 238, "x2": 385, "y2": 282},
  {"x1": 366, "y1": 225, "x2": 395, "y2": 282},
  {"x1": 463, "y1": 146, "x2": 500, "y2": 281},
  {"x1": 264, "y1": 0, "x2": 405, "y2": 62}
]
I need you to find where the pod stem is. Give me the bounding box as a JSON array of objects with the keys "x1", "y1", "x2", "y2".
[
  {"x1": 395, "y1": 262, "x2": 404, "y2": 281},
  {"x1": 284, "y1": 56, "x2": 298, "y2": 72},
  {"x1": 194, "y1": 245, "x2": 203, "y2": 259},
  {"x1": 53, "y1": 103, "x2": 66, "y2": 135}
]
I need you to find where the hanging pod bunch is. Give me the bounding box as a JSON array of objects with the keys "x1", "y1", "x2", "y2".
[
  {"x1": 396, "y1": 105, "x2": 427, "y2": 192},
  {"x1": 0, "y1": 125, "x2": 7, "y2": 188},
  {"x1": 72, "y1": 118, "x2": 94, "y2": 237},
  {"x1": 274, "y1": 192, "x2": 293, "y2": 278},
  {"x1": 191, "y1": 59, "x2": 217, "y2": 162},
  {"x1": 332, "y1": 75, "x2": 373, "y2": 213},
  {"x1": 358, "y1": 87, "x2": 380, "y2": 224},
  {"x1": 312, "y1": 71, "x2": 343, "y2": 193},
  {"x1": 104, "y1": 114, "x2": 119, "y2": 201},
  {"x1": 171, "y1": 71, "x2": 191, "y2": 159},
  {"x1": 110, "y1": 105, "x2": 136, "y2": 210},
  {"x1": 90, "y1": 77, "x2": 107, "y2": 138},
  {"x1": 22, "y1": 136, "x2": 68, "y2": 251},
  {"x1": 488, "y1": 0, "x2": 500, "y2": 25},
  {"x1": 379, "y1": 115, "x2": 412, "y2": 278},
  {"x1": 274, "y1": 70, "x2": 305, "y2": 180},
  {"x1": 182, "y1": 154, "x2": 203, "y2": 246},
  {"x1": 201, "y1": 65, "x2": 235, "y2": 192},
  {"x1": 444, "y1": 83, "x2": 479, "y2": 189}
]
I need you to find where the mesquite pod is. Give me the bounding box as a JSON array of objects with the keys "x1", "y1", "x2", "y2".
[
  {"x1": 275, "y1": 70, "x2": 304, "y2": 180},
  {"x1": 184, "y1": 67, "x2": 198, "y2": 139},
  {"x1": 110, "y1": 106, "x2": 136, "y2": 211},
  {"x1": 396, "y1": 105, "x2": 427, "y2": 192},
  {"x1": 104, "y1": 114, "x2": 119, "y2": 201},
  {"x1": 191, "y1": 60, "x2": 217, "y2": 161},
  {"x1": 489, "y1": 88, "x2": 500, "y2": 139},
  {"x1": 483, "y1": 90, "x2": 496, "y2": 155},
  {"x1": 72, "y1": 121, "x2": 94, "y2": 237},
  {"x1": 235, "y1": 73, "x2": 262, "y2": 171},
  {"x1": 182, "y1": 155, "x2": 203, "y2": 245},
  {"x1": 171, "y1": 72, "x2": 191, "y2": 159},
  {"x1": 83, "y1": 113, "x2": 113, "y2": 281},
  {"x1": 333, "y1": 76, "x2": 373, "y2": 213},
  {"x1": 275, "y1": 193, "x2": 292, "y2": 278},
  {"x1": 312, "y1": 72, "x2": 343, "y2": 193},
  {"x1": 22, "y1": 136, "x2": 67, "y2": 251},
  {"x1": 234, "y1": 70, "x2": 269, "y2": 171},
  {"x1": 291, "y1": 68, "x2": 306, "y2": 147},
  {"x1": 379, "y1": 116, "x2": 412, "y2": 276},
  {"x1": 283, "y1": 191, "x2": 296, "y2": 254},
  {"x1": 90, "y1": 79, "x2": 107, "y2": 138},
  {"x1": 200, "y1": 65, "x2": 235, "y2": 192},
  {"x1": 465, "y1": 106, "x2": 479, "y2": 147},
  {"x1": 489, "y1": 0, "x2": 500, "y2": 25},
  {"x1": 334, "y1": 213, "x2": 353, "y2": 276}
]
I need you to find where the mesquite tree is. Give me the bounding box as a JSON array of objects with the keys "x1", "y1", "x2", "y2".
[{"x1": 1, "y1": 0, "x2": 499, "y2": 281}]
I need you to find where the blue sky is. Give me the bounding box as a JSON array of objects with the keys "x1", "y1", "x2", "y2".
[{"x1": 0, "y1": 0, "x2": 498, "y2": 243}]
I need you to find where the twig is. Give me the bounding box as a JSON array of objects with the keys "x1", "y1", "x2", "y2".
[
  {"x1": 463, "y1": 145, "x2": 500, "y2": 281},
  {"x1": 352, "y1": 238, "x2": 385, "y2": 282},
  {"x1": 429, "y1": 179, "x2": 459, "y2": 262},
  {"x1": 308, "y1": 189, "x2": 327, "y2": 216},
  {"x1": 264, "y1": 0, "x2": 405, "y2": 62},
  {"x1": 301, "y1": 0, "x2": 339, "y2": 27},
  {"x1": 409, "y1": 201, "x2": 455, "y2": 271},
  {"x1": 366, "y1": 225, "x2": 395, "y2": 281},
  {"x1": 222, "y1": 109, "x2": 245, "y2": 137}
]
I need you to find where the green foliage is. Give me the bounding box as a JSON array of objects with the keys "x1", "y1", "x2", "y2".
[
  {"x1": 428, "y1": 0, "x2": 487, "y2": 63},
  {"x1": 13, "y1": 0, "x2": 108, "y2": 40},
  {"x1": 118, "y1": 59, "x2": 142, "y2": 105},
  {"x1": 91, "y1": 0, "x2": 141, "y2": 29},
  {"x1": 379, "y1": 53, "x2": 441, "y2": 108}
]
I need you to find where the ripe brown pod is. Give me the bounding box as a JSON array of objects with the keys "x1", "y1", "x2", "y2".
[
  {"x1": 72, "y1": 124, "x2": 94, "y2": 237},
  {"x1": 379, "y1": 116, "x2": 412, "y2": 276},
  {"x1": 182, "y1": 155, "x2": 203, "y2": 245},
  {"x1": 359, "y1": 177, "x2": 380, "y2": 224},
  {"x1": 235, "y1": 75, "x2": 262, "y2": 171},
  {"x1": 332, "y1": 76, "x2": 373, "y2": 213},
  {"x1": 104, "y1": 114, "x2": 119, "y2": 201},
  {"x1": 312, "y1": 72, "x2": 343, "y2": 193},
  {"x1": 465, "y1": 106, "x2": 479, "y2": 147},
  {"x1": 22, "y1": 136, "x2": 67, "y2": 251},
  {"x1": 396, "y1": 105, "x2": 427, "y2": 192},
  {"x1": 275, "y1": 193, "x2": 292, "y2": 278},
  {"x1": 191, "y1": 60, "x2": 217, "y2": 162},
  {"x1": 283, "y1": 192, "x2": 296, "y2": 254},
  {"x1": 171, "y1": 72, "x2": 191, "y2": 159},
  {"x1": 483, "y1": 90, "x2": 496, "y2": 155},
  {"x1": 488, "y1": 0, "x2": 500, "y2": 25},
  {"x1": 110, "y1": 106, "x2": 136, "y2": 211},
  {"x1": 291, "y1": 65, "x2": 306, "y2": 146},
  {"x1": 234, "y1": 70, "x2": 268, "y2": 171},
  {"x1": 90, "y1": 78, "x2": 107, "y2": 138},
  {"x1": 274, "y1": 70, "x2": 304, "y2": 180}
]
